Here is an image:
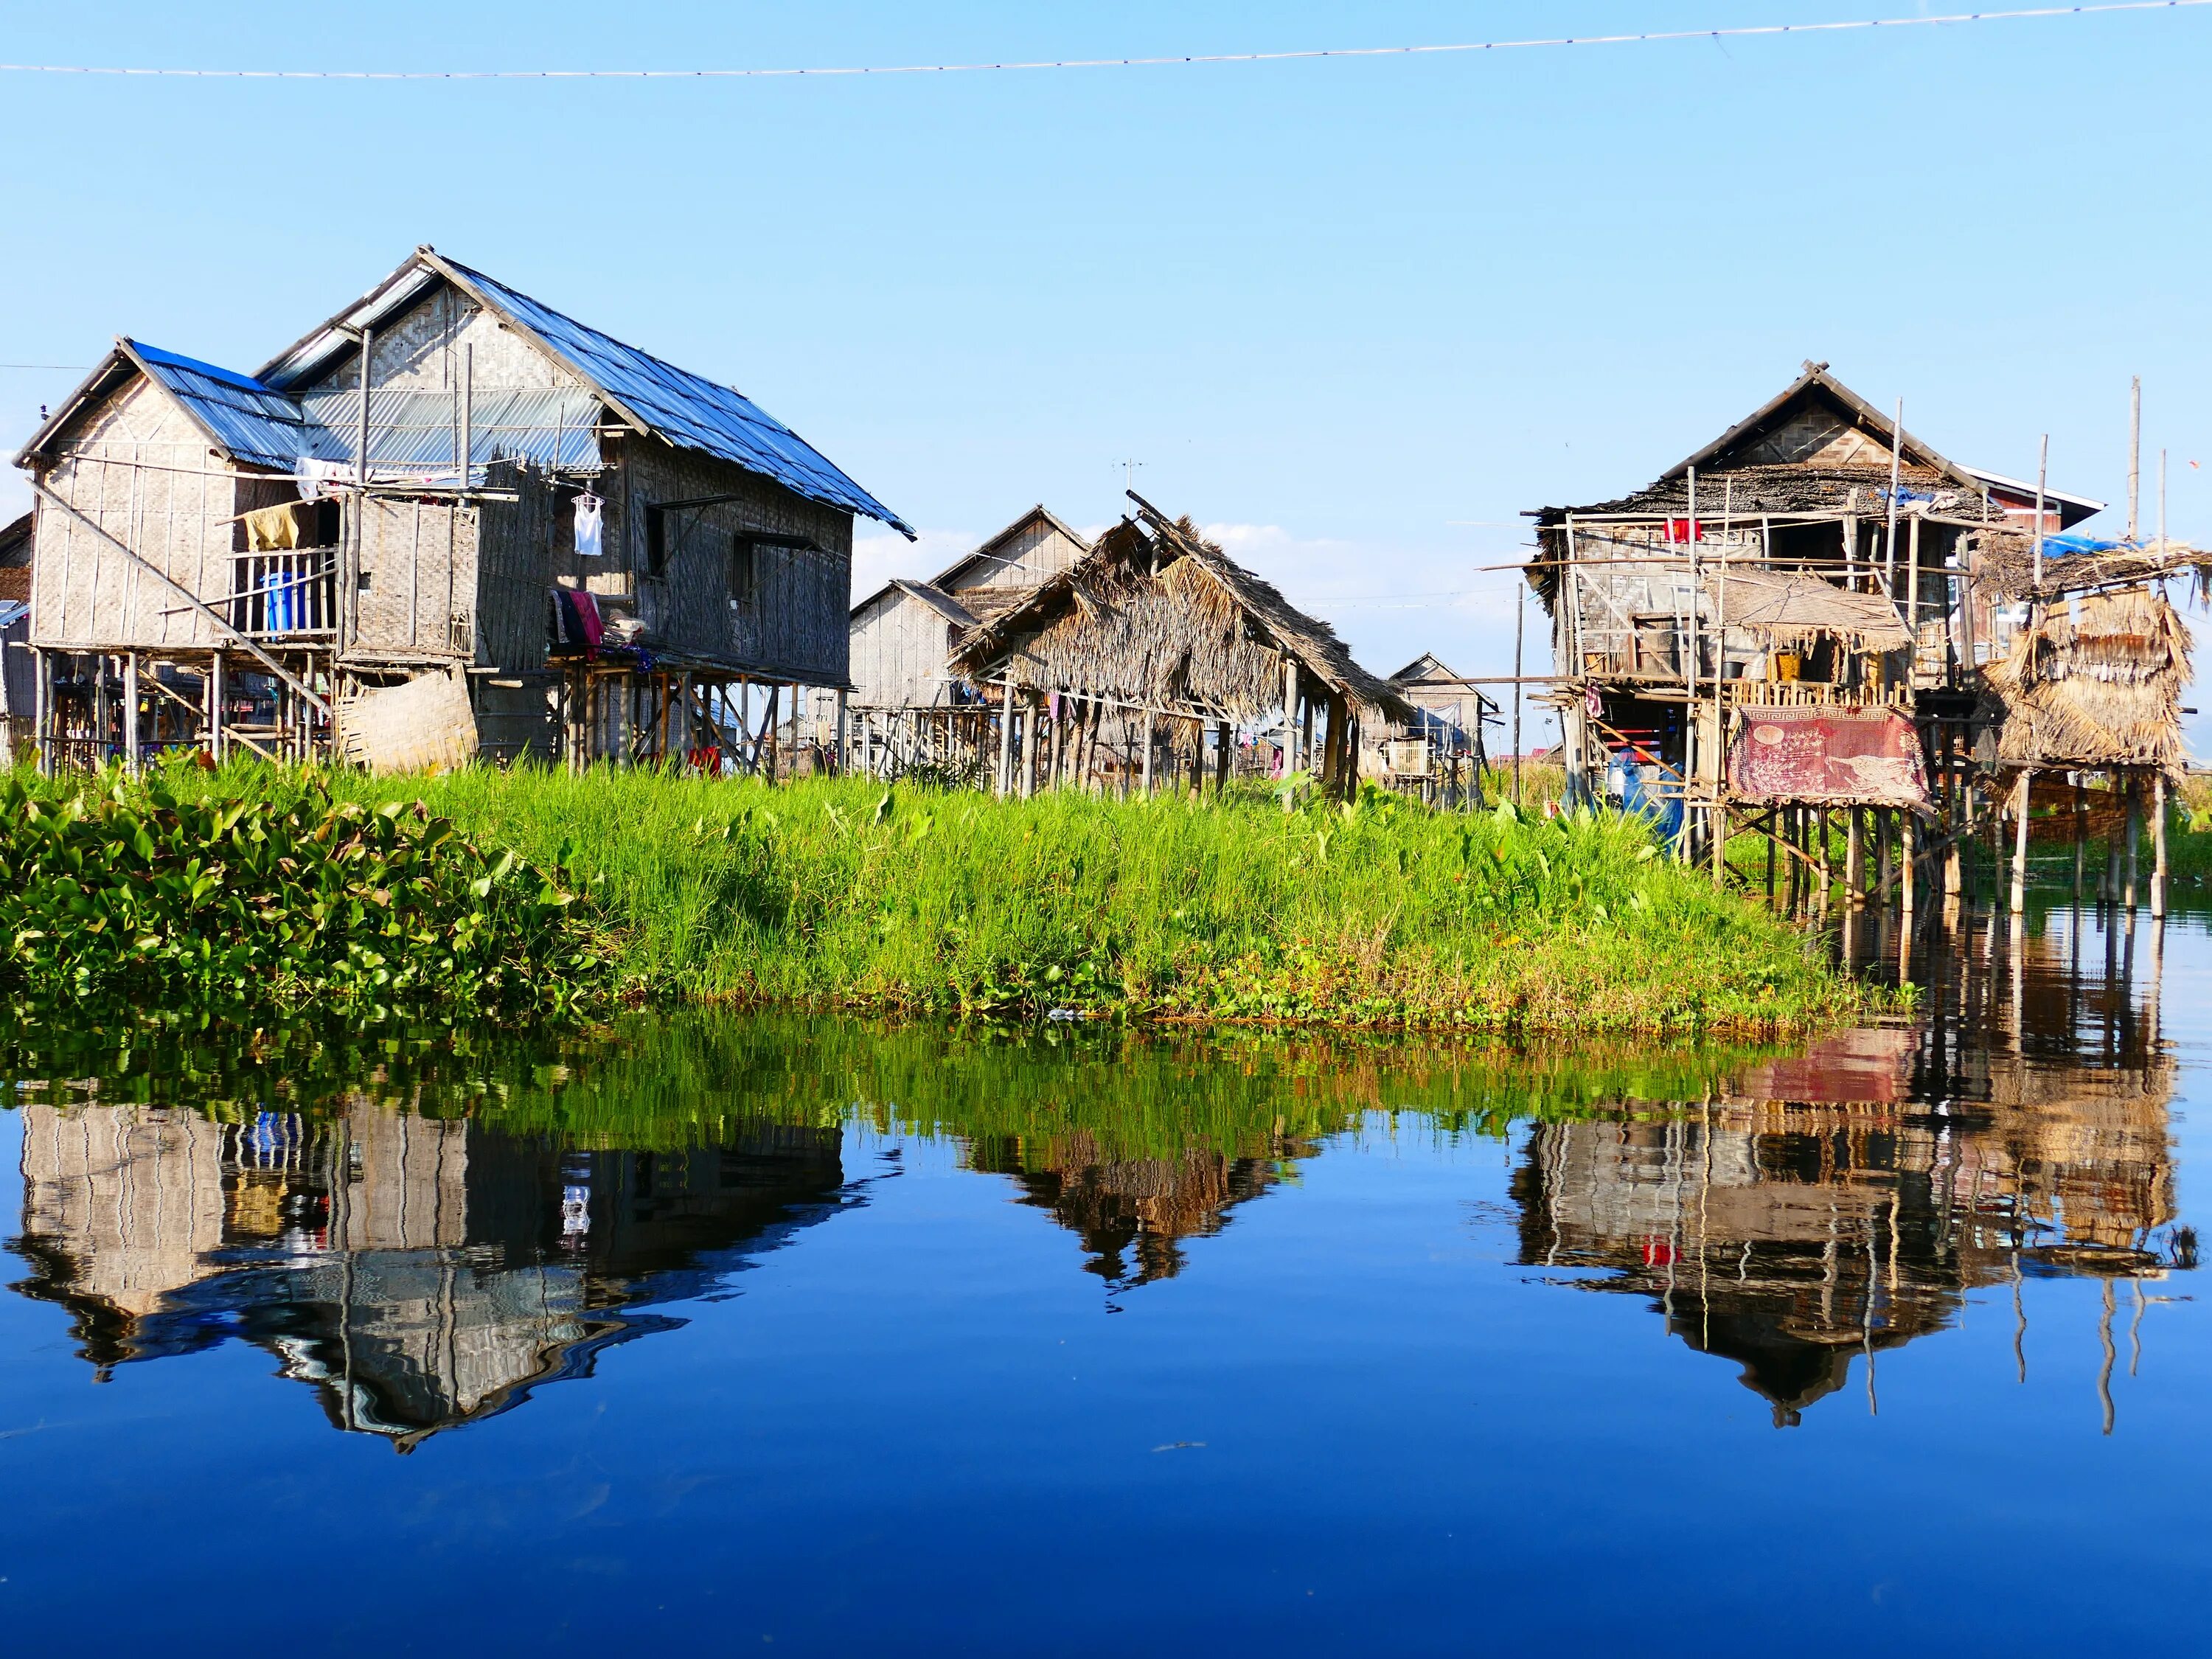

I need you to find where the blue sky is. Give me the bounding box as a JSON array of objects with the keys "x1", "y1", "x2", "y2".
[{"x1": 5, "y1": 1, "x2": 2211, "y2": 752}]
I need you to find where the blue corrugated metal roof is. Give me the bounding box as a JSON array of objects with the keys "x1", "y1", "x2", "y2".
[
  {"x1": 299, "y1": 383, "x2": 607, "y2": 476},
  {"x1": 437, "y1": 257, "x2": 914, "y2": 538},
  {"x1": 125, "y1": 340, "x2": 349, "y2": 471}
]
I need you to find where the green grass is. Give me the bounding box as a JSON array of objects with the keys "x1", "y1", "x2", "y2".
[{"x1": 115, "y1": 758, "x2": 1870, "y2": 1036}]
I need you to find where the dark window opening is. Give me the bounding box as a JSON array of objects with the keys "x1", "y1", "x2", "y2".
[
  {"x1": 730, "y1": 535, "x2": 757, "y2": 608},
  {"x1": 729, "y1": 532, "x2": 818, "y2": 611},
  {"x1": 644, "y1": 504, "x2": 667, "y2": 578}
]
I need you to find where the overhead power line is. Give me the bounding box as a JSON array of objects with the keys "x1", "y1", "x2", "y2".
[{"x1": 0, "y1": 1, "x2": 2204, "y2": 80}]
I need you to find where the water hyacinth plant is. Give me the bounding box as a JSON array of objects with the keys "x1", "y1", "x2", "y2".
[{"x1": 0, "y1": 764, "x2": 614, "y2": 1025}]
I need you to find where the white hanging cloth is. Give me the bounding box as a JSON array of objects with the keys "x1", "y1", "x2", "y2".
[{"x1": 574, "y1": 491, "x2": 604, "y2": 557}]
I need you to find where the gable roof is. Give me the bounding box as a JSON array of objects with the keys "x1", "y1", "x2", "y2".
[
  {"x1": 1388, "y1": 653, "x2": 1460, "y2": 685},
  {"x1": 13, "y1": 338, "x2": 347, "y2": 473},
  {"x1": 888, "y1": 579, "x2": 982, "y2": 629},
  {"x1": 951, "y1": 493, "x2": 1411, "y2": 720},
  {"x1": 257, "y1": 248, "x2": 911, "y2": 537},
  {"x1": 1663, "y1": 361, "x2": 1989, "y2": 494},
  {"x1": 931, "y1": 504, "x2": 1093, "y2": 590}
]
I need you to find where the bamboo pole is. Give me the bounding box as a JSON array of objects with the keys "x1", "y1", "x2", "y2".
[
  {"x1": 1140, "y1": 706, "x2": 1155, "y2": 796},
  {"x1": 1885, "y1": 396, "x2": 1903, "y2": 594},
  {"x1": 2009, "y1": 769, "x2": 2033, "y2": 915},
  {"x1": 1512, "y1": 590, "x2": 1524, "y2": 805},
  {"x1": 208, "y1": 651, "x2": 226, "y2": 762},
  {"x1": 1019, "y1": 688, "x2": 1040, "y2": 799},
  {"x1": 122, "y1": 651, "x2": 139, "y2": 775},
  {"x1": 2032, "y1": 435, "x2": 2048, "y2": 591},
  {"x1": 2128, "y1": 375, "x2": 2141, "y2": 540},
  {"x1": 995, "y1": 672, "x2": 1016, "y2": 796},
  {"x1": 1845, "y1": 807, "x2": 1865, "y2": 908},
  {"x1": 2125, "y1": 778, "x2": 2143, "y2": 909},
  {"x1": 2152, "y1": 772, "x2": 2168, "y2": 919}
]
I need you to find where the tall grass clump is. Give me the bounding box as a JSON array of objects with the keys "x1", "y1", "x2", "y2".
[
  {"x1": 0, "y1": 764, "x2": 613, "y2": 1027},
  {"x1": 150, "y1": 762, "x2": 1865, "y2": 1035}
]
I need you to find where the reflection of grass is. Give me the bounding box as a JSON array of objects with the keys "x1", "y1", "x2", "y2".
[
  {"x1": 159, "y1": 764, "x2": 1861, "y2": 1035},
  {"x1": 0, "y1": 1009, "x2": 1791, "y2": 1161}
]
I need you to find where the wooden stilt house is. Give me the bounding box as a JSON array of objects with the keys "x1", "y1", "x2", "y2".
[
  {"x1": 845, "y1": 505, "x2": 1090, "y2": 781},
  {"x1": 12, "y1": 247, "x2": 911, "y2": 774},
  {"x1": 946, "y1": 493, "x2": 1410, "y2": 799},
  {"x1": 1528, "y1": 361, "x2": 2125, "y2": 905},
  {"x1": 1385, "y1": 653, "x2": 1496, "y2": 806}
]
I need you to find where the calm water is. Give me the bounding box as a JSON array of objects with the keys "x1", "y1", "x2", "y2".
[{"x1": 3, "y1": 907, "x2": 2206, "y2": 1655}]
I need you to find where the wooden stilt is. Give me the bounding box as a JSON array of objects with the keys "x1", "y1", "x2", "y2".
[
  {"x1": 2152, "y1": 772, "x2": 2168, "y2": 920},
  {"x1": 122, "y1": 652, "x2": 140, "y2": 775},
  {"x1": 1846, "y1": 807, "x2": 1865, "y2": 908},
  {"x1": 2124, "y1": 777, "x2": 2142, "y2": 909},
  {"x1": 2009, "y1": 768, "x2": 2034, "y2": 915},
  {"x1": 1019, "y1": 689, "x2": 1040, "y2": 799},
  {"x1": 1140, "y1": 707, "x2": 1155, "y2": 796}
]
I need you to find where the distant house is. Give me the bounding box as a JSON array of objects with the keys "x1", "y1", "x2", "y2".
[
  {"x1": 949, "y1": 494, "x2": 1410, "y2": 798},
  {"x1": 13, "y1": 246, "x2": 910, "y2": 772},
  {"x1": 849, "y1": 504, "x2": 1093, "y2": 712},
  {"x1": 1384, "y1": 653, "x2": 1495, "y2": 804}
]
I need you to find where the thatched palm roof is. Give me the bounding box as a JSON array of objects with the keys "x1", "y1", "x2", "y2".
[
  {"x1": 1697, "y1": 568, "x2": 1911, "y2": 654},
  {"x1": 1986, "y1": 586, "x2": 2192, "y2": 771},
  {"x1": 949, "y1": 496, "x2": 1411, "y2": 723}
]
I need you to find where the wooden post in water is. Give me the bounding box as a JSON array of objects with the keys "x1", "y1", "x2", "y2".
[
  {"x1": 1816, "y1": 808, "x2": 1832, "y2": 914},
  {"x1": 2125, "y1": 777, "x2": 2142, "y2": 910},
  {"x1": 2152, "y1": 772, "x2": 2168, "y2": 919},
  {"x1": 2073, "y1": 778, "x2": 2088, "y2": 898},
  {"x1": 2009, "y1": 768, "x2": 2034, "y2": 916},
  {"x1": 1846, "y1": 807, "x2": 1865, "y2": 908}
]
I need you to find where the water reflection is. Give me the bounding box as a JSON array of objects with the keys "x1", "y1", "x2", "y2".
[
  {"x1": 13, "y1": 1108, "x2": 846, "y2": 1448},
  {"x1": 1520, "y1": 907, "x2": 2193, "y2": 1426},
  {"x1": 1, "y1": 905, "x2": 2197, "y2": 1445}
]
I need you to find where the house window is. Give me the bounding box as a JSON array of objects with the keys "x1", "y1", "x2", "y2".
[
  {"x1": 728, "y1": 533, "x2": 818, "y2": 611},
  {"x1": 644, "y1": 505, "x2": 667, "y2": 578},
  {"x1": 730, "y1": 535, "x2": 757, "y2": 609}
]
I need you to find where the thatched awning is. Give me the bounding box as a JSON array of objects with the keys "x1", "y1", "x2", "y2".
[
  {"x1": 1986, "y1": 586, "x2": 2192, "y2": 771},
  {"x1": 1700, "y1": 568, "x2": 1910, "y2": 654},
  {"x1": 949, "y1": 496, "x2": 1412, "y2": 724}
]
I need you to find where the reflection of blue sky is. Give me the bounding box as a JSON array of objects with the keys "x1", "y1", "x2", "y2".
[{"x1": 1, "y1": 914, "x2": 2208, "y2": 1651}]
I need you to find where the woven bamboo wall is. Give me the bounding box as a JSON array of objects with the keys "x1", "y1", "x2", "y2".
[
  {"x1": 615, "y1": 437, "x2": 852, "y2": 682},
  {"x1": 28, "y1": 378, "x2": 237, "y2": 651},
  {"x1": 849, "y1": 588, "x2": 962, "y2": 709},
  {"x1": 357, "y1": 496, "x2": 476, "y2": 659}
]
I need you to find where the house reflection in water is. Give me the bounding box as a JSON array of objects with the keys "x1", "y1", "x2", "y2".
[
  {"x1": 967, "y1": 1129, "x2": 1308, "y2": 1291},
  {"x1": 11, "y1": 1105, "x2": 847, "y2": 1449},
  {"x1": 1514, "y1": 915, "x2": 2192, "y2": 1427}
]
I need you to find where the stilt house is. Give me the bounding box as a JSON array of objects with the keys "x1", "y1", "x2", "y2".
[
  {"x1": 947, "y1": 493, "x2": 1410, "y2": 798},
  {"x1": 846, "y1": 505, "x2": 1090, "y2": 779},
  {"x1": 13, "y1": 247, "x2": 911, "y2": 773},
  {"x1": 1385, "y1": 653, "x2": 1495, "y2": 805},
  {"x1": 1526, "y1": 361, "x2": 2120, "y2": 895}
]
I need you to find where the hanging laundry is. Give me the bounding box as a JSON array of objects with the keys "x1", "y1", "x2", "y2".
[
  {"x1": 244, "y1": 502, "x2": 310, "y2": 552},
  {"x1": 295, "y1": 456, "x2": 352, "y2": 500},
  {"x1": 552, "y1": 585, "x2": 605, "y2": 654},
  {"x1": 1663, "y1": 518, "x2": 1701, "y2": 544},
  {"x1": 574, "y1": 490, "x2": 604, "y2": 557}
]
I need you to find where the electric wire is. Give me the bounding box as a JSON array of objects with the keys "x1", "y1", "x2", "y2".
[{"x1": 0, "y1": 1, "x2": 2203, "y2": 80}]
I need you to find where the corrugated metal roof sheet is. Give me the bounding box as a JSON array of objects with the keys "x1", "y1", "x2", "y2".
[
  {"x1": 437, "y1": 256, "x2": 913, "y2": 537},
  {"x1": 126, "y1": 340, "x2": 349, "y2": 470},
  {"x1": 298, "y1": 383, "x2": 606, "y2": 476}
]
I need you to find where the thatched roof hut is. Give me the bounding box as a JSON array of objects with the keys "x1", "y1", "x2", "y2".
[
  {"x1": 1985, "y1": 585, "x2": 2192, "y2": 771},
  {"x1": 949, "y1": 495, "x2": 1411, "y2": 727}
]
